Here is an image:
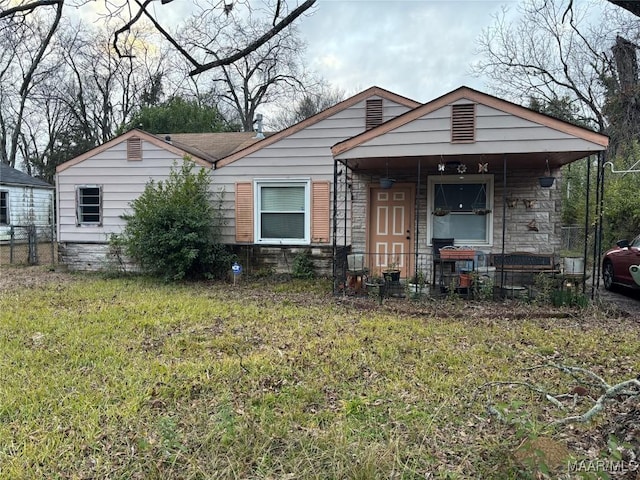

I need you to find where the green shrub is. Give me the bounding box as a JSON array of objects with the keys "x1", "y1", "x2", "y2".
[
  {"x1": 117, "y1": 160, "x2": 228, "y2": 281},
  {"x1": 291, "y1": 249, "x2": 315, "y2": 279}
]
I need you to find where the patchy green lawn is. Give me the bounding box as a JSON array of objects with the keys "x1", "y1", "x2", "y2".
[{"x1": 0, "y1": 268, "x2": 638, "y2": 479}]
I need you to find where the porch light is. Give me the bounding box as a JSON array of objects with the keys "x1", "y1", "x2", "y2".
[{"x1": 539, "y1": 158, "x2": 555, "y2": 188}]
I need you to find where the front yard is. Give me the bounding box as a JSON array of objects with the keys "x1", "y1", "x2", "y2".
[{"x1": 0, "y1": 267, "x2": 638, "y2": 479}]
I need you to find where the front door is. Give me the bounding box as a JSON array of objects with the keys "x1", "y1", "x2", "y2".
[{"x1": 368, "y1": 185, "x2": 414, "y2": 277}]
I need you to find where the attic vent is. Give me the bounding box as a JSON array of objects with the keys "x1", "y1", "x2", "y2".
[
  {"x1": 127, "y1": 137, "x2": 142, "y2": 161},
  {"x1": 451, "y1": 104, "x2": 476, "y2": 143},
  {"x1": 365, "y1": 99, "x2": 383, "y2": 130}
]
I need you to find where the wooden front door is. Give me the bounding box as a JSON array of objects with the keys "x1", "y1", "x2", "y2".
[{"x1": 368, "y1": 185, "x2": 414, "y2": 277}]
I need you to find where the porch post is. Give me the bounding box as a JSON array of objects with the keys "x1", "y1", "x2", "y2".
[
  {"x1": 414, "y1": 159, "x2": 421, "y2": 280},
  {"x1": 582, "y1": 154, "x2": 592, "y2": 295},
  {"x1": 499, "y1": 154, "x2": 507, "y2": 291},
  {"x1": 332, "y1": 156, "x2": 338, "y2": 294},
  {"x1": 591, "y1": 150, "x2": 606, "y2": 298}
]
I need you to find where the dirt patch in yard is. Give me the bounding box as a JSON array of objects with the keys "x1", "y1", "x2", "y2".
[{"x1": 0, "y1": 265, "x2": 78, "y2": 293}]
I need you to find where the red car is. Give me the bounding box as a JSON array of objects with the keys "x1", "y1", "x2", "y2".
[{"x1": 602, "y1": 234, "x2": 640, "y2": 290}]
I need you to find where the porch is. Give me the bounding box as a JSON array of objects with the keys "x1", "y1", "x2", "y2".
[{"x1": 328, "y1": 88, "x2": 609, "y2": 299}]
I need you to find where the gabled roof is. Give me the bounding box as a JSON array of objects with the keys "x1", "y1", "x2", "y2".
[
  {"x1": 331, "y1": 86, "x2": 609, "y2": 157},
  {"x1": 56, "y1": 129, "x2": 216, "y2": 173},
  {"x1": 216, "y1": 86, "x2": 421, "y2": 168},
  {"x1": 0, "y1": 163, "x2": 53, "y2": 188}
]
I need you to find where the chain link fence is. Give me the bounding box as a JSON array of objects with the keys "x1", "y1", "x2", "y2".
[{"x1": 0, "y1": 224, "x2": 56, "y2": 266}]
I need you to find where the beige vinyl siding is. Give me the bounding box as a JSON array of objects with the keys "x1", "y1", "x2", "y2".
[
  {"x1": 336, "y1": 101, "x2": 606, "y2": 160},
  {"x1": 57, "y1": 139, "x2": 209, "y2": 242},
  {"x1": 212, "y1": 96, "x2": 414, "y2": 244}
]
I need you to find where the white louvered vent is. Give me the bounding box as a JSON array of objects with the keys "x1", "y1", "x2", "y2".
[
  {"x1": 451, "y1": 104, "x2": 476, "y2": 143},
  {"x1": 365, "y1": 99, "x2": 383, "y2": 130},
  {"x1": 127, "y1": 137, "x2": 142, "y2": 161}
]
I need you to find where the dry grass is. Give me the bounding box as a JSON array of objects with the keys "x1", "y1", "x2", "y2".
[{"x1": 0, "y1": 269, "x2": 638, "y2": 479}]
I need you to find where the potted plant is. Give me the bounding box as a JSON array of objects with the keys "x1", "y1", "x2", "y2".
[{"x1": 382, "y1": 260, "x2": 401, "y2": 283}]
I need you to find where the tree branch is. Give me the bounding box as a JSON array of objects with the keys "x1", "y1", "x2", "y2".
[{"x1": 189, "y1": 0, "x2": 316, "y2": 75}]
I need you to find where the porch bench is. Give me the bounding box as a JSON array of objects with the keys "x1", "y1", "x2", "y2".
[
  {"x1": 490, "y1": 252, "x2": 558, "y2": 273},
  {"x1": 490, "y1": 252, "x2": 559, "y2": 295}
]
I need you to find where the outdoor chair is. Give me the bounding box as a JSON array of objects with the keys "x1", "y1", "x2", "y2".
[{"x1": 431, "y1": 237, "x2": 455, "y2": 287}]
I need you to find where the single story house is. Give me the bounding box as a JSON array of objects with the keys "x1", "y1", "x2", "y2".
[
  {"x1": 55, "y1": 86, "x2": 609, "y2": 285},
  {"x1": 0, "y1": 162, "x2": 54, "y2": 242}
]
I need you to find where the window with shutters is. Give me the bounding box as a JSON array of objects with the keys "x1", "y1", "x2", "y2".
[
  {"x1": 365, "y1": 98, "x2": 383, "y2": 130},
  {"x1": 0, "y1": 191, "x2": 9, "y2": 225},
  {"x1": 127, "y1": 137, "x2": 142, "y2": 161},
  {"x1": 255, "y1": 179, "x2": 310, "y2": 244},
  {"x1": 76, "y1": 185, "x2": 102, "y2": 226},
  {"x1": 451, "y1": 104, "x2": 475, "y2": 143}
]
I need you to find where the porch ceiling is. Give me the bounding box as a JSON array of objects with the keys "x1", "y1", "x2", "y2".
[{"x1": 339, "y1": 150, "x2": 596, "y2": 175}]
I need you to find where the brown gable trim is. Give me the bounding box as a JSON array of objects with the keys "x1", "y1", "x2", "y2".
[
  {"x1": 216, "y1": 86, "x2": 421, "y2": 168},
  {"x1": 56, "y1": 129, "x2": 214, "y2": 173},
  {"x1": 332, "y1": 86, "x2": 609, "y2": 157}
]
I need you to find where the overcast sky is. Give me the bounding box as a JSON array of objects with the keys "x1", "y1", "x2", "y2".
[{"x1": 296, "y1": 0, "x2": 516, "y2": 103}]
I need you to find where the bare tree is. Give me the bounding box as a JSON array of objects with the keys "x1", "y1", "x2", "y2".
[
  {"x1": 473, "y1": 0, "x2": 627, "y2": 133},
  {"x1": 183, "y1": 16, "x2": 316, "y2": 131},
  {"x1": 0, "y1": 3, "x2": 62, "y2": 167},
  {"x1": 0, "y1": 1, "x2": 317, "y2": 77},
  {"x1": 270, "y1": 85, "x2": 346, "y2": 130}
]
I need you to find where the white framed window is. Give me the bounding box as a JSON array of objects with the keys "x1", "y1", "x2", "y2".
[
  {"x1": 76, "y1": 185, "x2": 102, "y2": 226},
  {"x1": 427, "y1": 174, "x2": 493, "y2": 246},
  {"x1": 254, "y1": 179, "x2": 310, "y2": 244},
  {"x1": 0, "y1": 191, "x2": 9, "y2": 225}
]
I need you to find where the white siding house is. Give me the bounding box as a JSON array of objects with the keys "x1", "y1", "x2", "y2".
[
  {"x1": 55, "y1": 85, "x2": 608, "y2": 281},
  {"x1": 55, "y1": 130, "x2": 225, "y2": 270},
  {"x1": 55, "y1": 87, "x2": 420, "y2": 272},
  {"x1": 0, "y1": 163, "x2": 54, "y2": 242}
]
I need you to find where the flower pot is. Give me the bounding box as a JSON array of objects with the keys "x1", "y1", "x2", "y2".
[
  {"x1": 563, "y1": 256, "x2": 584, "y2": 274},
  {"x1": 382, "y1": 270, "x2": 400, "y2": 283},
  {"x1": 538, "y1": 176, "x2": 555, "y2": 188}
]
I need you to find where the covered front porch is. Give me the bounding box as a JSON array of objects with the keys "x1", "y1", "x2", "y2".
[{"x1": 329, "y1": 87, "x2": 609, "y2": 298}]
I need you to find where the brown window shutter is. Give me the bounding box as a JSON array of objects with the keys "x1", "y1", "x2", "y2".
[
  {"x1": 365, "y1": 98, "x2": 383, "y2": 130},
  {"x1": 311, "y1": 181, "x2": 330, "y2": 243},
  {"x1": 451, "y1": 104, "x2": 475, "y2": 142},
  {"x1": 235, "y1": 182, "x2": 253, "y2": 243},
  {"x1": 127, "y1": 137, "x2": 142, "y2": 160}
]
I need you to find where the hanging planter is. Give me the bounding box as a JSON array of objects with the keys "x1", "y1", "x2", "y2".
[
  {"x1": 539, "y1": 158, "x2": 555, "y2": 188},
  {"x1": 380, "y1": 178, "x2": 396, "y2": 189},
  {"x1": 432, "y1": 207, "x2": 451, "y2": 216},
  {"x1": 472, "y1": 207, "x2": 492, "y2": 215},
  {"x1": 538, "y1": 176, "x2": 555, "y2": 188}
]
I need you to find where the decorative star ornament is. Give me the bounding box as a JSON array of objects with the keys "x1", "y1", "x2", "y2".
[{"x1": 457, "y1": 163, "x2": 467, "y2": 174}]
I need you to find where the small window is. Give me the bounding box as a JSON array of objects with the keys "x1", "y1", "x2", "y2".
[
  {"x1": 0, "y1": 191, "x2": 9, "y2": 225},
  {"x1": 255, "y1": 180, "x2": 310, "y2": 244},
  {"x1": 76, "y1": 186, "x2": 102, "y2": 226}
]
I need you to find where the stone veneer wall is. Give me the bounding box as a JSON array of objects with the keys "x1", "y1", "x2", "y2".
[{"x1": 348, "y1": 168, "x2": 563, "y2": 258}]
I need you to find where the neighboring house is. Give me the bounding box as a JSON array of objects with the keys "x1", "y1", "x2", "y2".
[
  {"x1": 55, "y1": 85, "x2": 609, "y2": 281},
  {"x1": 0, "y1": 163, "x2": 54, "y2": 242}
]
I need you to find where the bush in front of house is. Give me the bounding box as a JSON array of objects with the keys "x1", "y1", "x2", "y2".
[{"x1": 118, "y1": 159, "x2": 231, "y2": 281}]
